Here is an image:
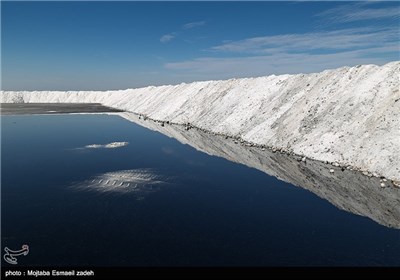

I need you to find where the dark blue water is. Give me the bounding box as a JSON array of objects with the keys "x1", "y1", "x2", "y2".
[{"x1": 2, "y1": 114, "x2": 399, "y2": 266}]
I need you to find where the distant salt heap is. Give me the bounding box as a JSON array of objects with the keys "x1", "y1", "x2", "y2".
[{"x1": 2, "y1": 61, "x2": 399, "y2": 181}]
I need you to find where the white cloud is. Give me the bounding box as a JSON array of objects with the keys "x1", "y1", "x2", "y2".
[
  {"x1": 161, "y1": 3, "x2": 399, "y2": 81},
  {"x1": 70, "y1": 169, "x2": 170, "y2": 194},
  {"x1": 165, "y1": 45, "x2": 399, "y2": 80},
  {"x1": 163, "y1": 25, "x2": 399, "y2": 80},
  {"x1": 210, "y1": 27, "x2": 398, "y2": 54},
  {"x1": 160, "y1": 20, "x2": 205, "y2": 44},
  {"x1": 84, "y1": 142, "x2": 129, "y2": 149},
  {"x1": 316, "y1": 2, "x2": 400, "y2": 23},
  {"x1": 182, "y1": 21, "x2": 206, "y2": 30},
  {"x1": 160, "y1": 34, "x2": 175, "y2": 43}
]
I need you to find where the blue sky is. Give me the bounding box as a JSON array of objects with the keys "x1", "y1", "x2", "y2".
[{"x1": 2, "y1": 1, "x2": 399, "y2": 90}]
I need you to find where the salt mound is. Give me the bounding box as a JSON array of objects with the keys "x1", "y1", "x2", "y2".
[{"x1": 2, "y1": 61, "x2": 399, "y2": 181}]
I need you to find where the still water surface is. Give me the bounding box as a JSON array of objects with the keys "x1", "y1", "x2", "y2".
[{"x1": 2, "y1": 114, "x2": 399, "y2": 266}]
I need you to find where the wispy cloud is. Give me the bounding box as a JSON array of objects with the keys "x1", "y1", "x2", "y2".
[
  {"x1": 165, "y1": 25, "x2": 399, "y2": 80},
  {"x1": 160, "y1": 34, "x2": 176, "y2": 43},
  {"x1": 182, "y1": 20, "x2": 206, "y2": 30},
  {"x1": 316, "y1": 2, "x2": 400, "y2": 23},
  {"x1": 79, "y1": 142, "x2": 129, "y2": 149},
  {"x1": 165, "y1": 46, "x2": 398, "y2": 79},
  {"x1": 160, "y1": 20, "x2": 206, "y2": 43},
  {"x1": 163, "y1": 3, "x2": 398, "y2": 80},
  {"x1": 70, "y1": 169, "x2": 170, "y2": 195},
  {"x1": 210, "y1": 27, "x2": 398, "y2": 54}
]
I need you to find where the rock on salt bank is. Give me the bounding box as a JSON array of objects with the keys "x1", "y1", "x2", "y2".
[{"x1": 2, "y1": 61, "x2": 400, "y2": 182}]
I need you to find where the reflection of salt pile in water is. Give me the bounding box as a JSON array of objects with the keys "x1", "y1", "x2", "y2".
[
  {"x1": 71, "y1": 169, "x2": 171, "y2": 194},
  {"x1": 120, "y1": 113, "x2": 400, "y2": 229}
]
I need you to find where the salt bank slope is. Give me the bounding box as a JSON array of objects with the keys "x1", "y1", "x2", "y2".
[{"x1": 2, "y1": 61, "x2": 400, "y2": 181}]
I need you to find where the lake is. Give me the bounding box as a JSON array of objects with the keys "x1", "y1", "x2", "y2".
[{"x1": 2, "y1": 112, "x2": 400, "y2": 266}]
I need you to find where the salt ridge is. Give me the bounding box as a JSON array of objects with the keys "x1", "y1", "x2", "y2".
[{"x1": 2, "y1": 61, "x2": 399, "y2": 181}]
